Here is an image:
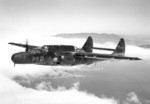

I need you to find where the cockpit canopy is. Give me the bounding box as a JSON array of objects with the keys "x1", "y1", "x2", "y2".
[
  {"x1": 42, "y1": 45, "x2": 75, "y2": 52},
  {"x1": 29, "y1": 48, "x2": 44, "y2": 54},
  {"x1": 29, "y1": 45, "x2": 83, "y2": 55}
]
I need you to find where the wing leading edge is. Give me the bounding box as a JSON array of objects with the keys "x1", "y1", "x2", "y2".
[{"x1": 8, "y1": 42, "x2": 38, "y2": 50}]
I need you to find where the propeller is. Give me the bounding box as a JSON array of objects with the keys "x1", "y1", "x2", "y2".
[{"x1": 25, "y1": 39, "x2": 29, "y2": 52}]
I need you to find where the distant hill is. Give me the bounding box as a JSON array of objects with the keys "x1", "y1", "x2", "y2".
[
  {"x1": 139, "y1": 44, "x2": 150, "y2": 48},
  {"x1": 122, "y1": 35, "x2": 150, "y2": 45},
  {"x1": 55, "y1": 33, "x2": 121, "y2": 44}
]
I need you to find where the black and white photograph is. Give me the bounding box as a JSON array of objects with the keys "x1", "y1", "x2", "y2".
[{"x1": 0, "y1": 0, "x2": 150, "y2": 104}]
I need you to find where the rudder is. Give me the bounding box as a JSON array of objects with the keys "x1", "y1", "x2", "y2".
[
  {"x1": 112, "y1": 38, "x2": 125, "y2": 56},
  {"x1": 82, "y1": 36, "x2": 93, "y2": 53}
]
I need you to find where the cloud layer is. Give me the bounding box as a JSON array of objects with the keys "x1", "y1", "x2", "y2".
[
  {"x1": 0, "y1": 74, "x2": 118, "y2": 104},
  {"x1": 0, "y1": 35, "x2": 149, "y2": 104}
]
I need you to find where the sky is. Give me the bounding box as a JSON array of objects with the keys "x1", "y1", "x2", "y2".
[{"x1": 0, "y1": 0, "x2": 150, "y2": 37}]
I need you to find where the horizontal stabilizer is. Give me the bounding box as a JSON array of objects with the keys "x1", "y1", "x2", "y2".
[{"x1": 85, "y1": 46, "x2": 115, "y2": 51}]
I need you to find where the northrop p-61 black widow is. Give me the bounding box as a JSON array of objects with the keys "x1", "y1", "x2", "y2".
[{"x1": 9, "y1": 36, "x2": 141, "y2": 66}]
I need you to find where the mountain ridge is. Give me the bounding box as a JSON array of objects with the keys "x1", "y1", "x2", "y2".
[{"x1": 55, "y1": 33, "x2": 121, "y2": 44}]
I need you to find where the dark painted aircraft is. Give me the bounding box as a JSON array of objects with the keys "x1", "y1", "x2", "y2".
[{"x1": 9, "y1": 36, "x2": 141, "y2": 66}]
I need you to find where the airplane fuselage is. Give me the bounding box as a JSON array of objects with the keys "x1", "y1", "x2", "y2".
[{"x1": 11, "y1": 45, "x2": 102, "y2": 66}]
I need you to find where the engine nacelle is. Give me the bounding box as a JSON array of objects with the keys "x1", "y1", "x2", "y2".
[{"x1": 59, "y1": 52, "x2": 75, "y2": 65}]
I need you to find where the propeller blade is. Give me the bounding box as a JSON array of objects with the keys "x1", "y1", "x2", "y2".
[{"x1": 25, "y1": 39, "x2": 29, "y2": 52}]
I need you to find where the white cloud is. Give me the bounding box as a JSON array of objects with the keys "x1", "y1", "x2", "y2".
[
  {"x1": 35, "y1": 81, "x2": 54, "y2": 91},
  {"x1": 36, "y1": 81, "x2": 80, "y2": 91},
  {"x1": 0, "y1": 73, "x2": 145, "y2": 104},
  {"x1": 125, "y1": 45, "x2": 150, "y2": 60},
  {"x1": 72, "y1": 81, "x2": 80, "y2": 90},
  {"x1": 0, "y1": 74, "x2": 117, "y2": 104},
  {"x1": 123, "y1": 92, "x2": 142, "y2": 104}
]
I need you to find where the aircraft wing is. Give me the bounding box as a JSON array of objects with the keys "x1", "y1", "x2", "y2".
[
  {"x1": 8, "y1": 42, "x2": 39, "y2": 49},
  {"x1": 74, "y1": 52, "x2": 141, "y2": 61}
]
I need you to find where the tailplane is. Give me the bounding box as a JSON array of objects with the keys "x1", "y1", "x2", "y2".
[
  {"x1": 112, "y1": 38, "x2": 125, "y2": 56},
  {"x1": 82, "y1": 36, "x2": 93, "y2": 53}
]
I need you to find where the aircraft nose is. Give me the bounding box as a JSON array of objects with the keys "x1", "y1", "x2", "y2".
[
  {"x1": 11, "y1": 52, "x2": 28, "y2": 64},
  {"x1": 11, "y1": 53, "x2": 22, "y2": 63}
]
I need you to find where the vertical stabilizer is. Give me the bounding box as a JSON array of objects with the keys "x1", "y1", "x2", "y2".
[
  {"x1": 112, "y1": 38, "x2": 125, "y2": 56},
  {"x1": 82, "y1": 36, "x2": 93, "y2": 53}
]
